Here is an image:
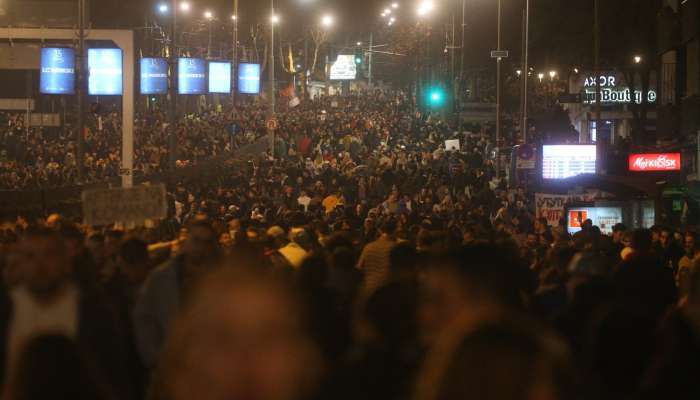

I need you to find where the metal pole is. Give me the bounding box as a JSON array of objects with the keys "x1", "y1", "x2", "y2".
[
  {"x1": 697, "y1": 130, "x2": 700, "y2": 180},
  {"x1": 207, "y1": 19, "x2": 212, "y2": 58},
  {"x1": 169, "y1": 0, "x2": 177, "y2": 171},
  {"x1": 460, "y1": 0, "x2": 465, "y2": 86},
  {"x1": 522, "y1": 0, "x2": 529, "y2": 143},
  {"x1": 368, "y1": 32, "x2": 373, "y2": 87},
  {"x1": 269, "y1": 0, "x2": 276, "y2": 158},
  {"x1": 232, "y1": 0, "x2": 238, "y2": 102},
  {"x1": 77, "y1": 0, "x2": 85, "y2": 181},
  {"x1": 451, "y1": 15, "x2": 456, "y2": 101},
  {"x1": 495, "y1": 0, "x2": 502, "y2": 177},
  {"x1": 594, "y1": 0, "x2": 602, "y2": 171}
]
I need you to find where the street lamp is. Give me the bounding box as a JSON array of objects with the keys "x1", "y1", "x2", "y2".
[
  {"x1": 157, "y1": 3, "x2": 169, "y2": 14},
  {"x1": 417, "y1": 0, "x2": 434, "y2": 16},
  {"x1": 634, "y1": 55, "x2": 642, "y2": 64},
  {"x1": 271, "y1": 14, "x2": 280, "y2": 24},
  {"x1": 231, "y1": 14, "x2": 237, "y2": 20},
  {"x1": 356, "y1": 41, "x2": 362, "y2": 46},
  {"x1": 516, "y1": 69, "x2": 521, "y2": 76},
  {"x1": 204, "y1": 11, "x2": 214, "y2": 58},
  {"x1": 548, "y1": 70, "x2": 557, "y2": 80},
  {"x1": 384, "y1": 8, "x2": 391, "y2": 14},
  {"x1": 538, "y1": 72, "x2": 544, "y2": 82},
  {"x1": 321, "y1": 14, "x2": 334, "y2": 28},
  {"x1": 392, "y1": 2, "x2": 399, "y2": 8},
  {"x1": 180, "y1": 1, "x2": 190, "y2": 12}
]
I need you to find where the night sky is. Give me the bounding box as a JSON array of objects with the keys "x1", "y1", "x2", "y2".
[{"x1": 5, "y1": 0, "x2": 531, "y2": 70}]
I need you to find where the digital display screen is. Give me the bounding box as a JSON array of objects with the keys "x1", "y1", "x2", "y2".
[
  {"x1": 567, "y1": 207, "x2": 623, "y2": 235},
  {"x1": 238, "y1": 63, "x2": 261, "y2": 94},
  {"x1": 329, "y1": 55, "x2": 357, "y2": 80},
  {"x1": 88, "y1": 48, "x2": 123, "y2": 95},
  {"x1": 140, "y1": 58, "x2": 169, "y2": 95},
  {"x1": 40, "y1": 48, "x2": 76, "y2": 95},
  {"x1": 178, "y1": 58, "x2": 207, "y2": 95},
  {"x1": 208, "y1": 61, "x2": 231, "y2": 94},
  {"x1": 542, "y1": 145, "x2": 596, "y2": 179}
]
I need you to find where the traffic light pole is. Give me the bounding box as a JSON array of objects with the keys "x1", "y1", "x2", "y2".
[
  {"x1": 269, "y1": 0, "x2": 276, "y2": 159},
  {"x1": 77, "y1": 0, "x2": 85, "y2": 181},
  {"x1": 495, "y1": 0, "x2": 502, "y2": 177},
  {"x1": 168, "y1": 0, "x2": 178, "y2": 171},
  {"x1": 368, "y1": 32, "x2": 373, "y2": 87}
]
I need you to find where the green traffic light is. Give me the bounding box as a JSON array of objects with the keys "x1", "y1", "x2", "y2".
[
  {"x1": 427, "y1": 87, "x2": 446, "y2": 107},
  {"x1": 355, "y1": 57, "x2": 362, "y2": 64}
]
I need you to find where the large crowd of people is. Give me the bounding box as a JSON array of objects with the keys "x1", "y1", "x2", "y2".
[
  {"x1": 0, "y1": 92, "x2": 698, "y2": 400},
  {"x1": 0, "y1": 103, "x2": 273, "y2": 189}
]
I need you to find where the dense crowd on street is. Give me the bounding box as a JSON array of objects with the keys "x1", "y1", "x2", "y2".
[
  {"x1": 0, "y1": 104, "x2": 271, "y2": 189},
  {"x1": 0, "y1": 92, "x2": 698, "y2": 400}
]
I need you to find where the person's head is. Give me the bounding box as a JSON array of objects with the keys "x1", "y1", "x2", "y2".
[
  {"x1": 389, "y1": 242, "x2": 419, "y2": 281},
  {"x1": 155, "y1": 268, "x2": 321, "y2": 400},
  {"x1": 416, "y1": 319, "x2": 574, "y2": 400},
  {"x1": 379, "y1": 218, "x2": 397, "y2": 237},
  {"x1": 621, "y1": 231, "x2": 633, "y2": 248},
  {"x1": 526, "y1": 232, "x2": 539, "y2": 249},
  {"x1": 117, "y1": 238, "x2": 150, "y2": 285},
  {"x1": 581, "y1": 219, "x2": 593, "y2": 231},
  {"x1": 684, "y1": 232, "x2": 697, "y2": 256},
  {"x1": 419, "y1": 244, "x2": 533, "y2": 344},
  {"x1": 659, "y1": 227, "x2": 672, "y2": 249},
  {"x1": 631, "y1": 229, "x2": 653, "y2": 251},
  {"x1": 86, "y1": 233, "x2": 106, "y2": 266},
  {"x1": 612, "y1": 223, "x2": 627, "y2": 243},
  {"x1": 182, "y1": 221, "x2": 220, "y2": 265},
  {"x1": 16, "y1": 228, "x2": 72, "y2": 297},
  {"x1": 58, "y1": 224, "x2": 84, "y2": 260}
]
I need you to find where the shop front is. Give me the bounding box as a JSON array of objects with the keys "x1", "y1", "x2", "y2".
[{"x1": 564, "y1": 72, "x2": 657, "y2": 144}]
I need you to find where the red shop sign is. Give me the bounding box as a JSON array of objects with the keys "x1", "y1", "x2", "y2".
[{"x1": 629, "y1": 153, "x2": 681, "y2": 172}]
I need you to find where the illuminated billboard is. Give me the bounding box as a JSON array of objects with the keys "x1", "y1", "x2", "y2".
[
  {"x1": 88, "y1": 48, "x2": 123, "y2": 95},
  {"x1": 40, "y1": 47, "x2": 76, "y2": 95},
  {"x1": 238, "y1": 63, "x2": 261, "y2": 94},
  {"x1": 208, "y1": 61, "x2": 231, "y2": 94},
  {"x1": 542, "y1": 145, "x2": 597, "y2": 179},
  {"x1": 567, "y1": 207, "x2": 623, "y2": 235},
  {"x1": 628, "y1": 153, "x2": 681, "y2": 172},
  {"x1": 178, "y1": 58, "x2": 207, "y2": 95},
  {"x1": 140, "y1": 58, "x2": 169, "y2": 95},
  {"x1": 329, "y1": 55, "x2": 357, "y2": 80}
]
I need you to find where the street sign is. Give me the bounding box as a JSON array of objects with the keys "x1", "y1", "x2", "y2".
[
  {"x1": 82, "y1": 184, "x2": 167, "y2": 226},
  {"x1": 266, "y1": 118, "x2": 278, "y2": 130},
  {"x1": 490, "y1": 50, "x2": 509, "y2": 59}
]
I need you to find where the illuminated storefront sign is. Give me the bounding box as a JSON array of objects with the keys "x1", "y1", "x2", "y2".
[
  {"x1": 579, "y1": 74, "x2": 656, "y2": 105},
  {"x1": 628, "y1": 153, "x2": 681, "y2": 172}
]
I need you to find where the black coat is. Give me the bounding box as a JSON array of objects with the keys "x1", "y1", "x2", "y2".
[{"x1": 0, "y1": 286, "x2": 136, "y2": 400}]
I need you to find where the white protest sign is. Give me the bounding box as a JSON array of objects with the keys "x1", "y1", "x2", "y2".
[
  {"x1": 535, "y1": 193, "x2": 568, "y2": 227},
  {"x1": 445, "y1": 139, "x2": 460, "y2": 151},
  {"x1": 82, "y1": 184, "x2": 167, "y2": 226}
]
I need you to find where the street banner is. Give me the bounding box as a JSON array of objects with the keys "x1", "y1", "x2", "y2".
[
  {"x1": 82, "y1": 184, "x2": 167, "y2": 226},
  {"x1": 535, "y1": 193, "x2": 569, "y2": 227}
]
